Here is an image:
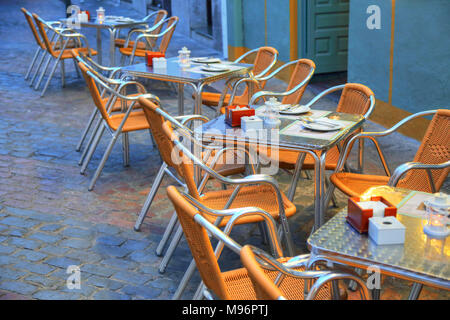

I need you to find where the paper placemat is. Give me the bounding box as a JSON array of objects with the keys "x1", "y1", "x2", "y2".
[
  {"x1": 279, "y1": 118, "x2": 355, "y2": 141},
  {"x1": 255, "y1": 107, "x2": 330, "y2": 120},
  {"x1": 396, "y1": 191, "x2": 435, "y2": 219}
]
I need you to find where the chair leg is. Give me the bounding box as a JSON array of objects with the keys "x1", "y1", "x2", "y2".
[
  {"x1": 79, "y1": 117, "x2": 102, "y2": 165},
  {"x1": 76, "y1": 108, "x2": 98, "y2": 152},
  {"x1": 73, "y1": 58, "x2": 81, "y2": 78},
  {"x1": 122, "y1": 132, "x2": 130, "y2": 167},
  {"x1": 88, "y1": 132, "x2": 121, "y2": 191},
  {"x1": 80, "y1": 124, "x2": 105, "y2": 174},
  {"x1": 30, "y1": 51, "x2": 48, "y2": 86},
  {"x1": 60, "y1": 59, "x2": 66, "y2": 88},
  {"x1": 158, "y1": 225, "x2": 183, "y2": 274},
  {"x1": 134, "y1": 163, "x2": 168, "y2": 231},
  {"x1": 155, "y1": 211, "x2": 179, "y2": 256},
  {"x1": 172, "y1": 258, "x2": 197, "y2": 300},
  {"x1": 25, "y1": 48, "x2": 41, "y2": 80},
  {"x1": 34, "y1": 54, "x2": 52, "y2": 90},
  {"x1": 324, "y1": 176, "x2": 338, "y2": 208},
  {"x1": 193, "y1": 282, "x2": 205, "y2": 300},
  {"x1": 40, "y1": 57, "x2": 61, "y2": 97}
]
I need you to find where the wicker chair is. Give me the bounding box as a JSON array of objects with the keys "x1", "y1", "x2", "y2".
[
  {"x1": 167, "y1": 185, "x2": 370, "y2": 300},
  {"x1": 114, "y1": 9, "x2": 167, "y2": 50},
  {"x1": 196, "y1": 47, "x2": 278, "y2": 115},
  {"x1": 32, "y1": 13, "x2": 97, "y2": 97},
  {"x1": 119, "y1": 16, "x2": 179, "y2": 65},
  {"x1": 257, "y1": 83, "x2": 378, "y2": 203},
  {"x1": 75, "y1": 56, "x2": 159, "y2": 191},
  {"x1": 21, "y1": 8, "x2": 77, "y2": 83},
  {"x1": 327, "y1": 109, "x2": 450, "y2": 204}
]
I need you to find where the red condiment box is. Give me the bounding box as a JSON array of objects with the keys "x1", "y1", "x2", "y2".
[
  {"x1": 346, "y1": 196, "x2": 397, "y2": 233},
  {"x1": 225, "y1": 105, "x2": 255, "y2": 127},
  {"x1": 85, "y1": 10, "x2": 90, "y2": 21},
  {"x1": 145, "y1": 52, "x2": 165, "y2": 66}
]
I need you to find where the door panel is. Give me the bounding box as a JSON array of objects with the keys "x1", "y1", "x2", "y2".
[{"x1": 302, "y1": 0, "x2": 349, "y2": 73}]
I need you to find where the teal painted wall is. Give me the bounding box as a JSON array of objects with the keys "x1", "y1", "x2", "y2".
[
  {"x1": 227, "y1": 0, "x2": 291, "y2": 62},
  {"x1": 348, "y1": 0, "x2": 450, "y2": 114}
]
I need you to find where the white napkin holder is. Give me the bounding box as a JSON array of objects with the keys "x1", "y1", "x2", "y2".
[
  {"x1": 78, "y1": 12, "x2": 88, "y2": 23},
  {"x1": 241, "y1": 116, "x2": 263, "y2": 132},
  {"x1": 369, "y1": 216, "x2": 405, "y2": 245},
  {"x1": 153, "y1": 57, "x2": 167, "y2": 69}
]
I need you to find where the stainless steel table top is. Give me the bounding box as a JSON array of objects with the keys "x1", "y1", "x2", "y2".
[
  {"x1": 195, "y1": 110, "x2": 365, "y2": 151},
  {"x1": 121, "y1": 58, "x2": 253, "y2": 84},
  {"x1": 62, "y1": 18, "x2": 148, "y2": 29},
  {"x1": 308, "y1": 186, "x2": 450, "y2": 290}
]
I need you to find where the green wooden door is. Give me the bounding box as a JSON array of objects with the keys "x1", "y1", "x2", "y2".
[{"x1": 300, "y1": 0, "x2": 349, "y2": 73}]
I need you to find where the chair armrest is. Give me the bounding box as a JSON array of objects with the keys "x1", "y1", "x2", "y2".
[
  {"x1": 182, "y1": 192, "x2": 283, "y2": 258},
  {"x1": 303, "y1": 84, "x2": 345, "y2": 109},
  {"x1": 388, "y1": 160, "x2": 450, "y2": 192},
  {"x1": 306, "y1": 271, "x2": 370, "y2": 300},
  {"x1": 228, "y1": 77, "x2": 261, "y2": 106}
]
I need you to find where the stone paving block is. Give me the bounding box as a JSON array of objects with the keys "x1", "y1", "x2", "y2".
[
  {"x1": 1, "y1": 267, "x2": 28, "y2": 280},
  {"x1": 65, "y1": 250, "x2": 102, "y2": 264},
  {"x1": 60, "y1": 239, "x2": 92, "y2": 250},
  {"x1": 24, "y1": 274, "x2": 59, "y2": 288},
  {"x1": 92, "y1": 290, "x2": 131, "y2": 300},
  {"x1": 93, "y1": 224, "x2": 121, "y2": 235},
  {"x1": 11, "y1": 249, "x2": 47, "y2": 262},
  {"x1": 0, "y1": 281, "x2": 37, "y2": 296},
  {"x1": 85, "y1": 275, "x2": 125, "y2": 291},
  {"x1": 61, "y1": 227, "x2": 94, "y2": 239},
  {"x1": 32, "y1": 290, "x2": 80, "y2": 300},
  {"x1": 39, "y1": 224, "x2": 63, "y2": 232},
  {"x1": 0, "y1": 216, "x2": 40, "y2": 229},
  {"x1": 128, "y1": 250, "x2": 159, "y2": 264},
  {"x1": 111, "y1": 271, "x2": 153, "y2": 286},
  {"x1": 28, "y1": 232, "x2": 62, "y2": 244},
  {"x1": 96, "y1": 235, "x2": 127, "y2": 246},
  {"x1": 40, "y1": 245, "x2": 70, "y2": 256},
  {"x1": 101, "y1": 258, "x2": 138, "y2": 270},
  {"x1": 120, "y1": 285, "x2": 162, "y2": 300},
  {"x1": 45, "y1": 257, "x2": 81, "y2": 269},
  {"x1": 93, "y1": 244, "x2": 131, "y2": 258},
  {"x1": 14, "y1": 261, "x2": 55, "y2": 275},
  {"x1": 80, "y1": 264, "x2": 116, "y2": 278},
  {"x1": 1, "y1": 227, "x2": 27, "y2": 238},
  {"x1": 9, "y1": 237, "x2": 41, "y2": 250},
  {"x1": 120, "y1": 239, "x2": 150, "y2": 251},
  {"x1": 0, "y1": 244, "x2": 15, "y2": 254}
]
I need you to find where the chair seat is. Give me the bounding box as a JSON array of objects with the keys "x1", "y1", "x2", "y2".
[
  {"x1": 114, "y1": 38, "x2": 147, "y2": 49},
  {"x1": 201, "y1": 185, "x2": 296, "y2": 227},
  {"x1": 59, "y1": 47, "x2": 97, "y2": 59},
  {"x1": 222, "y1": 264, "x2": 331, "y2": 300},
  {"x1": 330, "y1": 172, "x2": 391, "y2": 197},
  {"x1": 48, "y1": 38, "x2": 77, "y2": 50},
  {"x1": 119, "y1": 47, "x2": 161, "y2": 58},
  {"x1": 108, "y1": 110, "x2": 150, "y2": 132}
]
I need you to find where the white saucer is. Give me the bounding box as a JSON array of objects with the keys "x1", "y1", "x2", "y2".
[
  {"x1": 192, "y1": 57, "x2": 221, "y2": 64},
  {"x1": 201, "y1": 65, "x2": 229, "y2": 72},
  {"x1": 301, "y1": 119, "x2": 343, "y2": 131},
  {"x1": 279, "y1": 104, "x2": 310, "y2": 115}
]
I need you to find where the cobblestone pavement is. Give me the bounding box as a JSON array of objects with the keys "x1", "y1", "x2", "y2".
[{"x1": 0, "y1": 0, "x2": 448, "y2": 300}]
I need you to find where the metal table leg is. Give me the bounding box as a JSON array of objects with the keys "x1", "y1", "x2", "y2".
[
  {"x1": 287, "y1": 153, "x2": 306, "y2": 201},
  {"x1": 178, "y1": 83, "x2": 185, "y2": 116},
  {"x1": 108, "y1": 28, "x2": 116, "y2": 67},
  {"x1": 319, "y1": 151, "x2": 328, "y2": 227},
  {"x1": 96, "y1": 28, "x2": 102, "y2": 65}
]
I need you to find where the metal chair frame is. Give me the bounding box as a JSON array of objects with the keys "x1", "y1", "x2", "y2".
[
  {"x1": 120, "y1": 16, "x2": 179, "y2": 66},
  {"x1": 32, "y1": 14, "x2": 93, "y2": 97},
  {"x1": 324, "y1": 109, "x2": 450, "y2": 209},
  {"x1": 76, "y1": 56, "x2": 160, "y2": 190},
  {"x1": 170, "y1": 189, "x2": 370, "y2": 300}
]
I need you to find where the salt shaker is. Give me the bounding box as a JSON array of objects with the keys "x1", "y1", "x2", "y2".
[
  {"x1": 263, "y1": 97, "x2": 281, "y2": 129},
  {"x1": 96, "y1": 7, "x2": 105, "y2": 23},
  {"x1": 178, "y1": 47, "x2": 191, "y2": 68}
]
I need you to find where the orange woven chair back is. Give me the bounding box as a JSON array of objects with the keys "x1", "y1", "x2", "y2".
[
  {"x1": 22, "y1": 8, "x2": 44, "y2": 49},
  {"x1": 398, "y1": 109, "x2": 450, "y2": 192},
  {"x1": 240, "y1": 245, "x2": 283, "y2": 300},
  {"x1": 281, "y1": 59, "x2": 316, "y2": 105},
  {"x1": 167, "y1": 185, "x2": 230, "y2": 299},
  {"x1": 77, "y1": 61, "x2": 112, "y2": 126},
  {"x1": 336, "y1": 83, "x2": 373, "y2": 116},
  {"x1": 147, "y1": 10, "x2": 167, "y2": 48},
  {"x1": 157, "y1": 16, "x2": 178, "y2": 55},
  {"x1": 32, "y1": 13, "x2": 55, "y2": 56},
  {"x1": 239, "y1": 46, "x2": 278, "y2": 103},
  {"x1": 138, "y1": 98, "x2": 199, "y2": 198}
]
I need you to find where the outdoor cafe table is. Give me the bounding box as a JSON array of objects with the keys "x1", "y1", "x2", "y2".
[
  {"x1": 62, "y1": 16, "x2": 148, "y2": 66},
  {"x1": 307, "y1": 186, "x2": 450, "y2": 300},
  {"x1": 195, "y1": 109, "x2": 365, "y2": 254},
  {"x1": 121, "y1": 57, "x2": 253, "y2": 116}
]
